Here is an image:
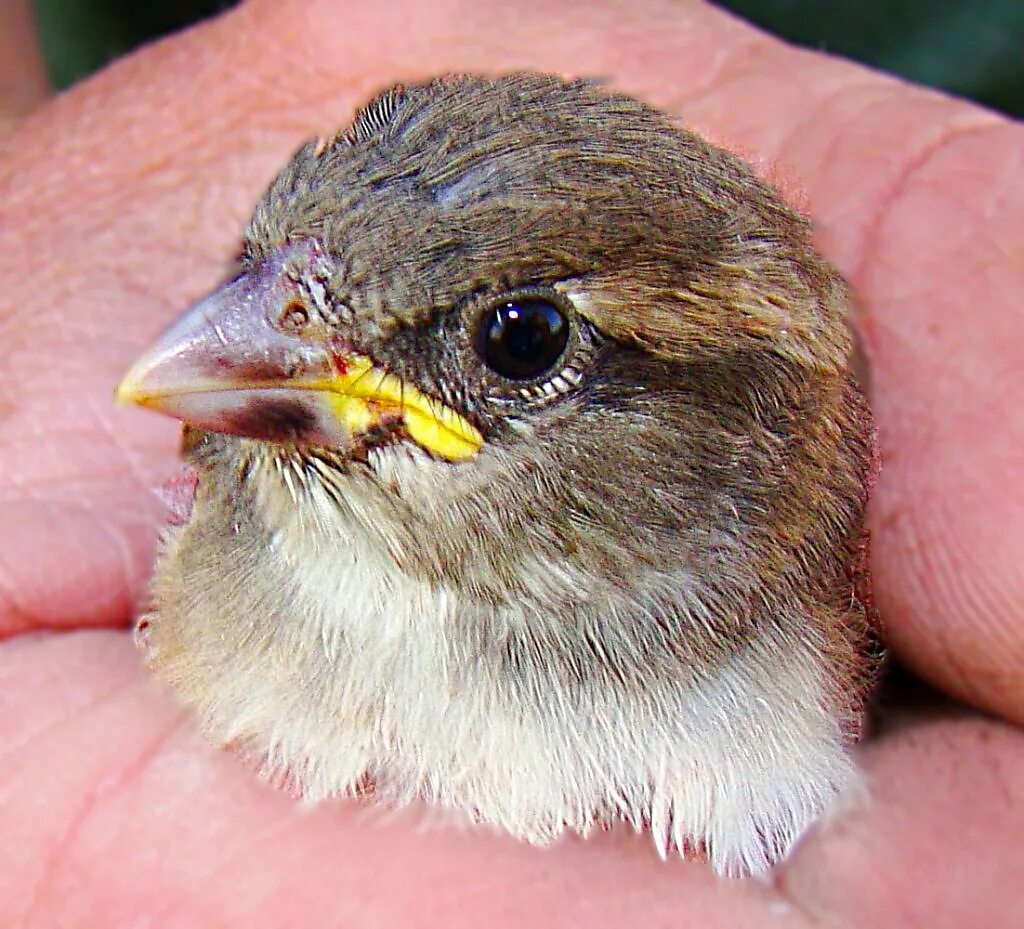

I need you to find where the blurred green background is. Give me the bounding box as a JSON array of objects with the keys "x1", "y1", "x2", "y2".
[{"x1": 34, "y1": 0, "x2": 1024, "y2": 117}]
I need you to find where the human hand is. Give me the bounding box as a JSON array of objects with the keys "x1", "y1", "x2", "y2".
[{"x1": 1, "y1": 1, "x2": 1021, "y2": 925}]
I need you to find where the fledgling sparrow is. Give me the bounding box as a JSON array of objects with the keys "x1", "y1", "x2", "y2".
[{"x1": 118, "y1": 73, "x2": 879, "y2": 876}]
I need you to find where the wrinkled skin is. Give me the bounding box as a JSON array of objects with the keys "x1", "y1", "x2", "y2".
[{"x1": 0, "y1": 1, "x2": 1022, "y2": 926}]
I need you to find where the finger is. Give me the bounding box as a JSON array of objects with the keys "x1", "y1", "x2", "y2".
[
  {"x1": 1, "y1": 0, "x2": 1022, "y2": 726},
  {"x1": 0, "y1": 0, "x2": 50, "y2": 133},
  {"x1": 3, "y1": 632, "x2": 1022, "y2": 926},
  {"x1": 777, "y1": 712, "x2": 1024, "y2": 925}
]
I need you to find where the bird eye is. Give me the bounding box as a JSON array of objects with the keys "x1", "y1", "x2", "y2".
[{"x1": 475, "y1": 297, "x2": 570, "y2": 380}]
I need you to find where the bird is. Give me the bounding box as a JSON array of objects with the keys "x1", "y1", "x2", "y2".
[{"x1": 117, "y1": 73, "x2": 879, "y2": 877}]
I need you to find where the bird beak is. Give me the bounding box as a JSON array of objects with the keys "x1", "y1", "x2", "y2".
[{"x1": 116, "y1": 244, "x2": 483, "y2": 461}]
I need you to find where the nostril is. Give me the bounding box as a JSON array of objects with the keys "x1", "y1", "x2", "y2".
[{"x1": 279, "y1": 302, "x2": 310, "y2": 332}]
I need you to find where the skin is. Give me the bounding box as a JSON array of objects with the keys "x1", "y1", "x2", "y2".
[
  {"x1": 0, "y1": 0, "x2": 1021, "y2": 924},
  {"x1": 0, "y1": 0, "x2": 48, "y2": 132}
]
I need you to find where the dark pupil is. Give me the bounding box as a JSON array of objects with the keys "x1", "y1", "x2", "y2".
[{"x1": 477, "y1": 299, "x2": 569, "y2": 380}]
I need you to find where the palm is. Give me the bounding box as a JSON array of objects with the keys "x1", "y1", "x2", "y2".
[{"x1": 1, "y1": 1, "x2": 1021, "y2": 924}]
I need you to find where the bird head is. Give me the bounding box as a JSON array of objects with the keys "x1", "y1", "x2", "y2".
[{"x1": 119, "y1": 75, "x2": 871, "y2": 635}]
